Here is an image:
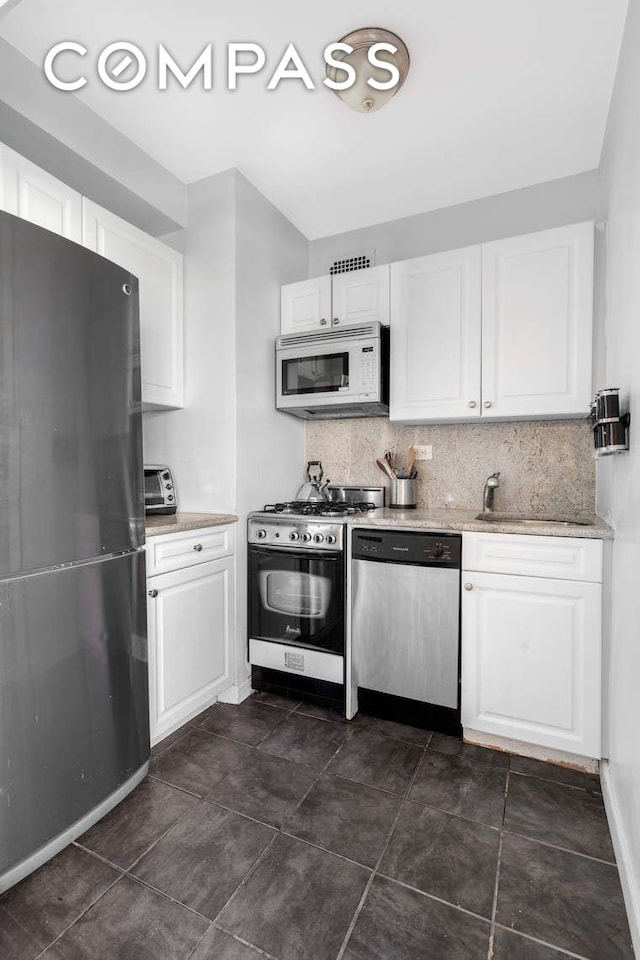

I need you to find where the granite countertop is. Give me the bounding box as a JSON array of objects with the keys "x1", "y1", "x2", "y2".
[
  {"x1": 145, "y1": 512, "x2": 238, "y2": 538},
  {"x1": 345, "y1": 507, "x2": 613, "y2": 539}
]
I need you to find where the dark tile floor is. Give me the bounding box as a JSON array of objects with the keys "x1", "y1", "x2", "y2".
[{"x1": 0, "y1": 695, "x2": 634, "y2": 960}]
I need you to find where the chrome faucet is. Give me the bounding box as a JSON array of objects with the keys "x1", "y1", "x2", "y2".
[{"x1": 482, "y1": 472, "x2": 501, "y2": 512}]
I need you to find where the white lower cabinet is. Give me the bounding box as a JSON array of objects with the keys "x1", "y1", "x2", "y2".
[
  {"x1": 146, "y1": 526, "x2": 235, "y2": 745},
  {"x1": 461, "y1": 533, "x2": 603, "y2": 759}
]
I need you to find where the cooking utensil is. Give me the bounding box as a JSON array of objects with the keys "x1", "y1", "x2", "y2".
[
  {"x1": 376, "y1": 457, "x2": 396, "y2": 480},
  {"x1": 407, "y1": 446, "x2": 416, "y2": 477}
]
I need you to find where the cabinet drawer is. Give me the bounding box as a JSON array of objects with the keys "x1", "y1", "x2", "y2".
[
  {"x1": 462, "y1": 532, "x2": 602, "y2": 583},
  {"x1": 146, "y1": 524, "x2": 234, "y2": 576}
]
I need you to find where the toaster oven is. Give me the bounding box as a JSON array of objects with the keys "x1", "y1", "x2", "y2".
[{"x1": 144, "y1": 465, "x2": 177, "y2": 515}]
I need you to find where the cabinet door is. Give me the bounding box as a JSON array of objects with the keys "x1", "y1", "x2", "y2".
[
  {"x1": 461, "y1": 571, "x2": 601, "y2": 758},
  {"x1": 390, "y1": 246, "x2": 482, "y2": 422},
  {"x1": 481, "y1": 222, "x2": 594, "y2": 419},
  {"x1": 331, "y1": 265, "x2": 390, "y2": 327},
  {"x1": 82, "y1": 199, "x2": 184, "y2": 409},
  {"x1": 0, "y1": 145, "x2": 82, "y2": 241},
  {"x1": 147, "y1": 556, "x2": 234, "y2": 744},
  {"x1": 280, "y1": 276, "x2": 332, "y2": 334}
]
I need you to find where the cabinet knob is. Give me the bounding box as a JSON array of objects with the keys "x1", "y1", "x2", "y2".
[
  {"x1": 332, "y1": 317, "x2": 340, "y2": 325},
  {"x1": 148, "y1": 589, "x2": 158, "y2": 598},
  {"x1": 468, "y1": 400, "x2": 477, "y2": 409},
  {"x1": 464, "y1": 582, "x2": 473, "y2": 591},
  {"x1": 193, "y1": 543, "x2": 203, "y2": 552},
  {"x1": 484, "y1": 400, "x2": 492, "y2": 408},
  {"x1": 320, "y1": 318, "x2": 328, "y2": 325}
]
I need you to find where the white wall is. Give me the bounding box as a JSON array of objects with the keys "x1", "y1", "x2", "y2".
[
  {"x1": 596, "y1": 1, "x2": 640, "y2": 953},
  {"x1": 234, "y1": 172, "x2": 307, "y2": 685},
  {"x1": 0, "y1": 38, "x2": 186, "y2": 233},
  {"x1": 143, "y1": 170, "x2": 237, "y2": 512},
  {"x1": 144, "y1": 169, "x2": 307, "y2": 692},
  {"x1": 308, "y1": 170, "x2": 600, "y2": 275}
]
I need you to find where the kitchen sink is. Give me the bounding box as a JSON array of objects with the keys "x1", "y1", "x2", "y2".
[{"x1": 474, "y1": 513, "x2": 594, "y2": 527}]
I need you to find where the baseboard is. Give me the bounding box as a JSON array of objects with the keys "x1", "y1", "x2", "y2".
[
  {"x1": 217, "y1": 677, "x2": 252, "y2": 705},
  {"x1": 601, "y1": 761, "x2": 640, "y2": 958}
]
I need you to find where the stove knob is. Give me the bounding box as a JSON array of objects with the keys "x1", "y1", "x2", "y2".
[
  {"x1": 434, "y1": 543, "x2": 444, "y2": 558},
  {"x1": 255, "y1": 529, "x2": 267, "y2": 539},
  {"x1": 313, "y1": 533, "x2": 325, "y2": 544},
  {"x1": 325, "y1": 534, "x2": 336, "y2": 544},
  {"x1": 302, "y1": 532, "x2": 313, "y2": 542},
  {"x1": 289, "y1": 531, "x2": 300, "y2": 541}
]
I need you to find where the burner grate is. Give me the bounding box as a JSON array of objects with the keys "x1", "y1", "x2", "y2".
[{"x1": 262, "y1": 501, "x2": 376, "y2": 517}]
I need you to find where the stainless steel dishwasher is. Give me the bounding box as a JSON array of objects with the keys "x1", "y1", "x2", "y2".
[{"x1": 351, "y1": 529, "x2": 462, "y2": 733}]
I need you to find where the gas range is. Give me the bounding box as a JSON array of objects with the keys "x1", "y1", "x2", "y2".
[
  {"x1": 248, "y1": 494, "x2": 382, "y2": 552},
  {"x1": 247, "y1": 484, "x2": 385, "y2": 710}
]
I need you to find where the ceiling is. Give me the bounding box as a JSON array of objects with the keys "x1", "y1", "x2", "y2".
[{"x1": 0, "y1": 0, "x2": 628, "y2": 239}]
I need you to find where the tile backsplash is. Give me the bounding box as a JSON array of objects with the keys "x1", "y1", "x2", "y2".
[{"x1": 306, "y1": 418, "x2": 596, "y2": 515}]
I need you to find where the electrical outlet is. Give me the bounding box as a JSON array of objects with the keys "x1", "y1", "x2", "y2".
[{"x1": 413, "y1": 445, "x2": 433, "y2": 460}]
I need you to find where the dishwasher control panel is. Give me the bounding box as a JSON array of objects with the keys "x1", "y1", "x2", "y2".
[{"x1": 352, "y1": 529, "x2": 461, "y2": 568}]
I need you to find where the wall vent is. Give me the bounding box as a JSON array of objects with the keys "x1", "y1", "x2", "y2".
[{"x1": 330, "y1": 249, "x2": 375, "y2": 276}]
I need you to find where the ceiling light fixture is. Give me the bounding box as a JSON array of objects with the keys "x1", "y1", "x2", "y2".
[{"x1": 326, "y1": 27, "x2": 410, "y2": 114}]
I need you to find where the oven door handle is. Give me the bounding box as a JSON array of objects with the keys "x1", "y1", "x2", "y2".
[{"x1": 249, "y1": 544, "x2": 341, "y2": 560}]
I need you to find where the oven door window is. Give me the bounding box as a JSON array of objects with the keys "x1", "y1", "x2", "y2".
[
  {"x1": 249, "y1": 547, "x2": 344, "y2": 654},
  {"x1": 282, "y1": 352, "x2": 349, "y2": 396}
]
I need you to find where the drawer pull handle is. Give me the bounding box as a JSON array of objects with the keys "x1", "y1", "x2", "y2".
[
  {"x1": 193, "y1": 543, "x2": 203, "y2": 552},
  {"x1": 464, "y1": 582, "x2": 473, "y2": 591},
  {"x1": 148, "y1": 589, "x2": 158, "y2": 598}
]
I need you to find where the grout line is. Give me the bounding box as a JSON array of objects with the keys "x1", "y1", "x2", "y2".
[
  {"x1": 32, "y1": 871, "x2": 124, "y2": 959},
  {"x1": 508, "y1": 768, "x2": 600, "y2": 794},
  {"x1": 278, "y1": 830, "x2": 375, "y2": 873},
  {"x1": 278, "y1": 718, "x2": 357, "y2": 831},
  {"x1": 501, "y1": 828, "x2": 618, "y2": 867},
  {"x1": 400, "y1": 795, "x2": 502, "y2": 832},
  {"x1": 212, "y1": 925, "x2": 281, "y2": 959},
  {"x1": 491, "y1": 922, "x2": 592, "y2": 959},
  {"x1": 373, "y1": 871, "x2": 494, "y2": 927},
  {"x1": 335, "y1": 731, "x2": 429, "y2": 960},
  {"x1": 123, "y1": 802, "x2": 216, "y2": 876},
  {"x1": 114, "y1": 871, "x2": 215, "y2": 923},
  {"x1": 72, "y1": 841, "x2": 127, "y2": 874},
  {"x1": 145, "y1": 771, "x2": 205, "y2": 800},
  {"x1": 210, "y1": 832, "x2": 281, "y2": 924},
  {"x1": 199, "y1": 796, "x2": 281, "y2": 832},
  {"x1": 183, "y1": 923, "x2": 213, "y2": 960},
  {"x1": 487, "y1": 768, "x2": 510, "y2": 959}
]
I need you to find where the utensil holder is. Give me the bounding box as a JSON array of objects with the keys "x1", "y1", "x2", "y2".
[{"x1": 388, "y1": 478, "x2": 417, "y2": 509}]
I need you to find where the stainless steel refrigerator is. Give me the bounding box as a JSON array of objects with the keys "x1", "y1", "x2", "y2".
[{"x1": 0, "y1": 210, "x2": 149, "y2": 892}]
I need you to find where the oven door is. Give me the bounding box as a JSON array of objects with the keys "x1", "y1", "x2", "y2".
[{"x1": 249, "y1": 545, "x2": 344, "y2": 655}]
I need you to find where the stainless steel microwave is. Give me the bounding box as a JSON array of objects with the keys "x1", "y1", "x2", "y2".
[
  {"x1": 144, "y1": 464, "x2": 177, "y2": 515},
  {"x1": 275, "y1": 322, "x2": 389, "y2": 419}
]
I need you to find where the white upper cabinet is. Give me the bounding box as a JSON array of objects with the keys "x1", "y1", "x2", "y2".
[
  {"x1": 0, "y1": 145, "x2": 82, "y2": 242},
  {"x1": 390, "y1": 246, "x2": 482, "y2": 421},
  {"x1": 281, "y1": 265, "x2": 390, "y2": 334},
  {"x1": 390, "y1": 222, "x2": 594, "y2": 423},
  {"x1": 331, "y1": 265, "x2": 390, "y2": 328},
  {"x1": 82, "y1": 199, "x2": 184, "y2": 409},
  {"x1": 281, "y1": 275, "x2": 332, "y2": 334},
  {"x1": 481, "y1": 222, "x2": 594, "y2": 419}
]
